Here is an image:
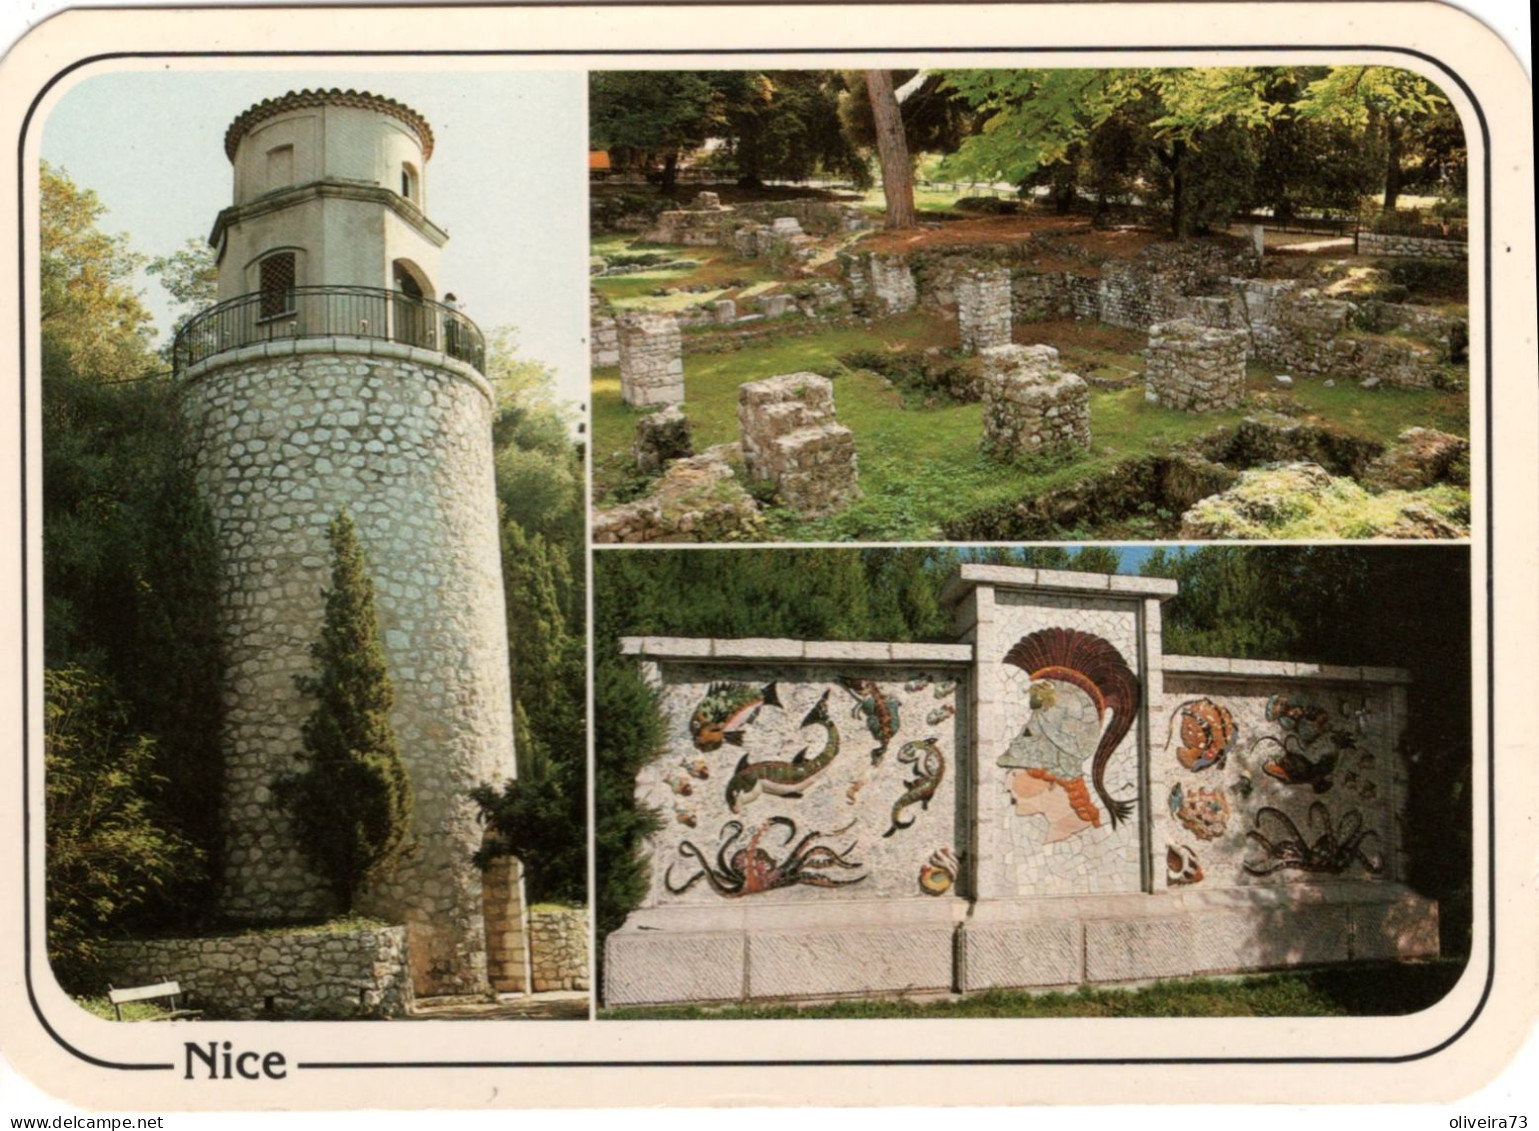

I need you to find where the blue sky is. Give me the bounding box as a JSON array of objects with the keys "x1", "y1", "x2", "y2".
[{"x1": 40, "y1": 67, "x2": 590, "y2": 407}]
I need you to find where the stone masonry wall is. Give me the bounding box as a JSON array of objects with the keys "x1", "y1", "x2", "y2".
[
  {"x1": 618, "y1": 313, "x2": 685, "y2": 406},
  {"x1": 978, "y1": 345, "x2": 1091, "y2": 458},
  {"x1": 591, "y1": 293, "x2": 619, "y2": 369},
  {"x1": 842, "y1": 252, "x2": 917, "y2": 315},
  {"x1": 99, "y1": 926, "x2": 412, "y2": 1020},
  {"x1": 1144, "y1": 319, "x2": 1249, "y2": 412},
  {"x1": 529, "y1": 908, "x2": 590, "y2": 992},
  {"x1": 957, "y1": 267, "x2": 1013, "y2": 354},
  {"x1": 182, "y1": 340, "x2": 516, "y2": 997},
  {"x1": 738, "y1": 373, "x2": 859, "y2": 516},
  {"x1": 1357, "y1": 231, "x2": 1467, "y2": 260}
]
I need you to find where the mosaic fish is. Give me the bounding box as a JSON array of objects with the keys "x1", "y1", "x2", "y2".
[
  {"x1": 1266, "y1": 695, "x2": 1331, "y2": 746},
  {"x1": 674, "y1": 809, "x2": 697, "y2": 828},
  {"x1": 839, "y1": 677, "x2": 901, "y2": 764},
  {"x1": 919, "y1": 847, "x2": 960, "y2": 896},
  {"x1": 1003, "y1": 627, "x2": 1141, "y2": 828},
  {"x1": 933, "y1": 680, "x2": 957, "y2": 699},
  {"x1": 883, "y1": 737, "x2": 946, "y2": 838},
  {"x1": 681, "y1": 756, "x2": 711, "y2": 780},
  {"x1": 1166, "y1": 698, "x2": 1238, "y2": 772},
  {"x1": 723, "y1": 690, "x2": 842, "y2": 813},
  {"x1": 689, "y1": 681, "x2": 781, "y2": 753},
  {"x1": 904, "y1": 675, "x2": 933, "y2": 693},
  {"x1": 1254, "y1": 735, "x2": 1337, "y2": 794},
  {"x1": 926, "y1": 703, "x2": 956, "y2": 726}
]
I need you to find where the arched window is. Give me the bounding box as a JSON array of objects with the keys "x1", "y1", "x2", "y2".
[
  {"x1": 400, "y1": 162, "x2": 420, "y2": 204},
  {"x1": 258, "y1": 252, "x2": 296, "y2": 319}
]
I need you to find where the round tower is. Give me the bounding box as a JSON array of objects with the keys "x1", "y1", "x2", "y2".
[{"x1": 176, "y1": 90, "x2": 518, "y2": 997}]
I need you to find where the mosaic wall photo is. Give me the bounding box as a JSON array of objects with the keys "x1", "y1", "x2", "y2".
[{"x1": 637, "y1": 663, "x2": 966, "y2": 906}]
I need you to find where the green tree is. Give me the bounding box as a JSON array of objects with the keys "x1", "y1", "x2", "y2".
[
  {"x1": 714, "y1": 71, "x2": 869, "y2": 188},
  {"x1": 589, "y1": 71, "x2": 720, "y2": 192},
  {"x1": 40, "y1": 162, "x2": 156, "y2": 382},
  {"x1": 279, "y1": 512, "x2": 413, "y2": 911},
  {"x1": 45, "y1": 668, "x2": 200, "y2": 988},
  {"x1": 147, "y1": 236, "x2": 218, "y2": 348}
]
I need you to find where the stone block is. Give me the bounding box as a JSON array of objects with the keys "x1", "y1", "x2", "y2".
[
  {"x1": 978, "y1": 346, "x2": 1090, "y2": 458},
  {"x1": 738, "y1": 373, "x2": 859, "y2": 516},
  {"x1": 957, "y1": 267, "x2": 1013, "y2": 354},
  {"x1": 960, "y1": 919, "x2": 1082, "y2": 990},
  {"x1": 618, "y1": 313, "x2": 684, "y2": 407},
  {"x1": 1084, "y1": 916, "x2": 1195, "y2": 982},
  {"x1": 747, "y1": 925, "x2": 954, "y2": 998},
  {"x1": 1144, "y1": 319, "x2": 1249, "y2": 412},
  {"x1": 604, "y1": 930, "x2": 745, "y2": 1005},
  {"x1": 1351, "y1": 896, "x2": 1439, "y2": 960},
  {"x1": 1190, "y1": 903, "x2": 1350, "y2": 973}
]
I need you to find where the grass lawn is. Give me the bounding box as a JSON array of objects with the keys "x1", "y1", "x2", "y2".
[
  {"x1": 591, "y1": 312, "x2": 1469, "y2": 541},
  {"x1": 599, "y1": 960, "x2": 1466, "y2": 1020}
]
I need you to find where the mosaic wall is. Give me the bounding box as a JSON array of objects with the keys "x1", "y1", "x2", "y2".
[
  {"x1": 636, "y1": 663, "x2": 966, "y2": 906},
  {"x1": 980, "y1": 593, "x2": 1144, "y2": 898},
  {"x1": 1151, "y1": 674, "x2": 1399, "y2": 891}
]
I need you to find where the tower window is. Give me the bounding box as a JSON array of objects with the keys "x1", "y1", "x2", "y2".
[
  {"x1": 400, "y1": 162, "x2": 420, "y2": 204},
  {"x1": 259, "y1": 252, "x2": 296, "y2": 319}
]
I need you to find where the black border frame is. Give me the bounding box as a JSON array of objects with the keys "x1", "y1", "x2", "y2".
[{"x1": 14, "y1": 22, "x2": 1495, "y2": 1077}]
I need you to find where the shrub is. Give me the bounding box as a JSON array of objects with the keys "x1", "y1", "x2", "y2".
[
  {"x1": 1386, "y1": 258, "x2": 1467, "y2": 301},
  {"x1": 954, "y1": 196, "x2": 1021, "y2": 215},
  {"x1": 590, "y1": 193, "x2": 670, "y2": 230},
  {"x1": 45, "y1": 667, "x2": 200, "y2": 989},
  {"x1": 277, "y1": 512, "x2": 413, "y2": 912}
]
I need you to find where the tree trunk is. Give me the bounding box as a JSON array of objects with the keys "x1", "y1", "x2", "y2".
[
  {"x1": 661, "y1": 151, "x2": 679, "y2": 194},
  {"x1": 865, "y1": 69, "x2": 917, "y2": 230},
  {"x1": 1382, "y1": 118, "x2": 1405, "y2": 213},
  {"x1": 1169, "y1": 139, "x2": 1188, "y2": 240}
]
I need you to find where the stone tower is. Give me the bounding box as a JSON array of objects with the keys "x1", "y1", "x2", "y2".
[{"x1": 174, "y1": 90, "x2": 521, "y2": 998}]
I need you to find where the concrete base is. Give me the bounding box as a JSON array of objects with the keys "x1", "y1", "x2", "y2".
[
  {"x1": 959, "y1": 883, "x2": 1437, "y2": 992},
  {"x1": 604, "y1": 899, "x2": 960, "y2": 1006}
]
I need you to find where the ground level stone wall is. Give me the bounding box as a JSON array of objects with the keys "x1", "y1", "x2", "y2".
[
  {"x1": 591, "y1": 294, "x2": 620, "y2": 369},
  {"x1": 1357, "y1": 232, "x2": 1467, "y2": 260},
  {"x1": 593, "y1": 446, "x2": 765, "y2": 544},
  {"x1": 979, "y1": 345, "x2": 1091, "y2": 458},
  {"x1": 735, "y1": 199, "x2": 870, "y2": 234},
  {"x1": 1144, "y1": 320, "x2": 1249, "y2": 411},
  {"x1": 841, "y1": 251, "x2": 917, "y2": 315},
  {"x1": 529, "y1": 908, "x2": 591, "y2": 992},
  {"x1": 182, "y1": 341, "x2": 515, "y2": 998},
  {"x1": 100, "y1": 927, "x2": 412, "y2": 1020}
]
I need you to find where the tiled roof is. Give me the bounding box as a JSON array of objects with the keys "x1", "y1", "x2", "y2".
[{"x1": 225, "y1": 89, "x2": 434, "y2": 161}]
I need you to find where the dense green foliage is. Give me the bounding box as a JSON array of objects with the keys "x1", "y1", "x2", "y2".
[
  {"x1": 44, "y1": 669, "x2": 202, "y2": 987},
  {"x1": 471, "y1": 339, "x2": 588, "y2": 906},
  {"x1": 596, "y1": 546, "x2": 1473, "y2": 957},
  {"x1": 278, "y1": 512, "x2": 413, "y2": 911},
  {"x1": 42, "y1": 166, "x2": 225, "y2": 981}
]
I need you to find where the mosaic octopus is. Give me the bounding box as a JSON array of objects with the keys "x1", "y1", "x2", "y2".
[
  {"x1": 664, "y1": 817, "x2": 866, "y2": 898},
  {"x1": 1243, "y1": 802, "x2": 1383, "y2": 876}
]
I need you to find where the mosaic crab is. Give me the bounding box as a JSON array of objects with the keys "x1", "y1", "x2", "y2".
[
  {"x1": 1242, "y1": 802, "x2": 1383, "y2": 876},
  {"x1": 664, "y1": 817, "x2": 866, "y2": 898}
]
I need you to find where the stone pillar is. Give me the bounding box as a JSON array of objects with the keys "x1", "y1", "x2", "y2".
[
  {"x1": 1144, "y1": 319, "x2": 1249, "y2": 412},
  {"x1": 633, "y1": 404, "x2": 694, "y2": 473},
  {"x1": 711, "y1": 299, "x2": 736, "y2": 324},
  {"x1": 978, "y1": 344, "x2": 1091, "y2": 458},
  {"x1": 738, "y1": 372, "x2": 859, "y2": 516},
  {"x1": 618, "y1": 312, "x2": 684, "y2": 407},
  {"x1": 482, "y1": 854, "x2": 531, "y2": 994},
  {"x1": 590, "y1": 293, "x2": 619, "y2": 368},
  {"x1": 957, "y1": 267, "x2": 1013, "y2": 353}
]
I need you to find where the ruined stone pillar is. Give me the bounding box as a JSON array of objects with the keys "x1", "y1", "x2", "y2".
[
  {"x1": 738, "y1": 372, "x2": 859, "y2": 516},
  {"x1": 978, "y1": 344, "x2": 1091, "y2": 458},
  {"x1": 618, "y1": 312, "x2": 684, "y2": 407},
  {"x1": 957, "y1": 266, "x2": 1013, "y2": 353},
  {"x1": 1144, "y1": 319, "x2": 1249, "y2": 412}
]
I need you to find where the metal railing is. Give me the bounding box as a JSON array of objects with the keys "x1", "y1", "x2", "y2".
[{"x1": 172, "y1": 285, "x2": 486, "y2": 375}]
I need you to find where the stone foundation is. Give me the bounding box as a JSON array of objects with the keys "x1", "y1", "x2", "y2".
[
  {"x1": 591, "y1": 294, "x2": 620, "y2": 369},
  {"x1": 99, "y1": 926, "x2": 413, "y2": 1020},
  {"x1": 979, "y1": 344, "x2": 1091, "y2": 458},
  {"x1": 1357, "y1": 231, "x2": 1467, "y2": 260},
  {"x1": 738, "y1": 373, "x2": 859, "y2": 516},
  {"x1": 618, "y1": 313, "x2": 684, "y2": 407},
  {"x1": 593, "y1": 445, "x2": 765, "y2": 544},
  {"x1": 957, "y1": 267, "x2": 1013, "y2": 354},
  {"x1": 529, "y1": 907, "x2": 591, "y2": 992},
  {"x1": 842, "y1": 251, "x2": 917, "y2": 315},
  {"x1": 634, "y1": 405, "x2": 695, "y2": 474},
  {"x1": 1144, "y1": 319, "x2": 1249, "y2": 412}
]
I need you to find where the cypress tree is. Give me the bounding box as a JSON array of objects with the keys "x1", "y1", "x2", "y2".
[{"x1": 280, "y1": 511, "x2": 413, "y2": 912}]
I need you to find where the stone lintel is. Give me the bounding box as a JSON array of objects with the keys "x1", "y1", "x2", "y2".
[
  {"x1": 940, "y1": 564, "x2": 1178, "y2": 607},
  {"x1": 619, "y1": 636, "x2": 973, "y2": 666},
  {"x1": 1163, "y1": 655, "x2": 1412, "y2": 685}
]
